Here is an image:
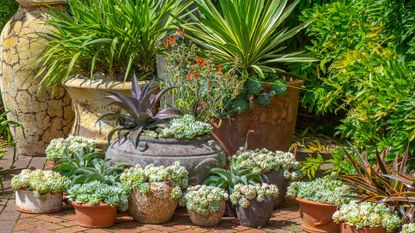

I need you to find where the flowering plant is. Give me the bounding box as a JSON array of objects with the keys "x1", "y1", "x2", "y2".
[
  {"x1": 120, "y1": 162, "x2": 188, "y2": 199},
  {"x1": 401, "y1": 224, "x2": 415, "y2": 233},
  {"x1": 68, "y1": 181, "x2": 128, "y2": 211},
  {"x1": 185, "y1": 185, "x2": 228, "y2": 216},
  {"x1": 46, "y1": 136, "x2": 96, "y2": 161},
  {"x1": 11, "y1": 169, "x2": 70, "y2": 200},
  {"x1": 332, "y1": 201, "x2": 401, "y2": 232},
  {"x1": 287, "y1": 177, "x2": 352, "y2": 206},
  {"x1": 230, "y1": 183, "x2": 279, "y2": 209},
  {"x1": 232, "y1": 148, "x2": 301, "y2": 180}
]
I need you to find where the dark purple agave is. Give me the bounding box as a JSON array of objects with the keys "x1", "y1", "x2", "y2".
[{"x1": 99, "y1": 75, "x2": 180, "y2": 147}]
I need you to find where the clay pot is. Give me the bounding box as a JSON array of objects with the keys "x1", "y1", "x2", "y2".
[
  {"x1": 72, "y1": 202, "x2": 117, "y2": 228},
  {"x1": 0, "y1": 0, "x2": 74, "y2": 156},
  {"x1": 212, "y1": 78, "x2": 303, "y2": 156},
  {"x1": 188, "y1": 200, "x2": 226, "y2": 227},
  {"x1": 106, "y1": 135, "x2": 225, "y2": 185},
  {"x1": 262, "y1": 170, "x2": 289, "y2": 209},
  {"x1": 236, "y1": 196, "x2": 274, "y2": 227},
  {"x1": 340, "y1": 223, "x2": 386, "y2": 233},
  {"x1": 15, "y1": 190, "x2": 62, "y2": 214},
  {"x1": 128, "y1": 182, "x2": 177, "y2": 224},
  {"x1": 295, "y1": 198, "x2": 340, "y2": 233}
]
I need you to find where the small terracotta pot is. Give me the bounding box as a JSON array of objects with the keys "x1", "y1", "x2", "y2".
[
  {"x1": 340, "y1": 223, "x2": 387, "y2": 233},
  {"x1": 262, "y1": 170, "x2": 289, "y2": 209},
  {"x1": 188, "y1": 201, "x2": 226, "y2": 227},
  {"x1": 15, "y1": 191, "x2": 63, "y2": 214},
  {"x1": 236, "y1": 196, "x2": 274, "y2": 227},
  {"x1": 295, "y1": 198, "x2": 340, "y2": 233},
  {"x1": 72, "y1": 202, "x2": 117, "y2": 228}
]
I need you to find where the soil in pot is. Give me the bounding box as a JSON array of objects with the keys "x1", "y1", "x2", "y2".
[
  {"x1": 262, "y1": 170, "x2": 289, "y2": 209},
  {"x1": 236, "y1": 196, "x2": 274, "y2": 228},
  {"x1": 72, "y1": 202, "x2": 117, "y2": 228},
  {"x1": 15, "y1": 190, "x2": 63, "y2": 214},
  {"x1": 129, "y1": 182, "x2": 178, "y2": 224},
  {"x1": 188, "y1": 201, "x2": 226, "y2": 227},
  {"x1": 340, "y1": 223, "x2": 386, "y2": 233},
  {"x1": 295, "y1": 198, "x2": 340, "y2": 233}
]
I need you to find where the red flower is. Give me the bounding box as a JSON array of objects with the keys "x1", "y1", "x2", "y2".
[
  {"x1": 176, "y1": 28, "x2": 185, "y2": 36},
  {"x1": 194, "y1": 72, "x2": 200, "y2": 78},
  {"x1": 217, "y1": 64, "x2": 223, "y2": 72},
  {"x1": 195, "y1": 57, "x2": 206, "y2": 67},
  {"x1": 187, "y1": 73, "x2": 191, "y2": 80}
]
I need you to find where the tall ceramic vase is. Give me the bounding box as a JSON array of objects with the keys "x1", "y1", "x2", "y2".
[{"x1": 0, "y1": 0, "x2": 74, "y2": 156}]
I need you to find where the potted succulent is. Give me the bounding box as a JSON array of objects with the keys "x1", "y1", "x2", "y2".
[
  {"x1": 232, "y1": 148, "x2": 301, "y2": 208},
  {"x1": 332, "y1": 201, "x2": 401, "y2": 233},
  {"x1": 68, "y1": 181, "x2": 128, "y2": 228},
  {"x1": 11, "y1": 169, "x2": 70, "y2": 214},
  {"x1": 104, "y1": 78, "x2": 225, "y2": 185},
  {"x1": 230, "y1": 183, "x2": 279, "y2": 227},
  {"x1": 120, "y1": 162, "x2": 188, "y2": 224},
  {"x1": 46, "y1": 136, "x2": 96, "y2": 161},
  {"x1": 184, "y1": 185, "x2": 228, "y2": 226},
  {"x1": 287, "y1": 177, "x2": 353, "y2": 233},
  {"x1": 401, "y1": 224, "x2": 415, "y2": 233}
]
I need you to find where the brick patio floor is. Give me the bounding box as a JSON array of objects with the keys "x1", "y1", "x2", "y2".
[{"x1": 0, "y1": 153, "x2": 304, "y2": 233}]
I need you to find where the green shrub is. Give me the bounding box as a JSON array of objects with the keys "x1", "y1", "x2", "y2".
[{"x1": 0, "y1": 0, "x2": 18, "y2": 31}]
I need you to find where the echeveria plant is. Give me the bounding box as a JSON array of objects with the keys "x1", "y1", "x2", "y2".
[
  {"x1": 401, "y1": 224, "x2": 415, "y2": 233},
  {"x1": 11, "y1": 169, "x2": 70, "y2": 200},
  {"x1": 230, "y1": 183, "x2": 279, "y2": 209},
  {"x1": 159, "y1": 115, "x2": 213, "y2": 139},
  {"x1": 120, "y1": 162, "x2": 188, "y2": 199},
  {"x1": 68, "y1": 181, "x2": 129, "y2": 211},
  {"x1": 185, "y1": 185, "x2": 228, "y2": 216},
  {"x1": 232, "y1": 148, "x2": 300, "y2": 180},
  {"x1": 287, "y1": 177, "x2": 352, "y2": 206},
  {"x1": 46, "y1": 136, "x2": 96, "y2": 161},
  {"x1": 333, "y1": 201, "x2": 401, "y2": 233}
]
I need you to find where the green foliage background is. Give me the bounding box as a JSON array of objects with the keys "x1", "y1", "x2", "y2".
[{"x1": 0, "y1": 0, "x2": 18, "y2": 31}]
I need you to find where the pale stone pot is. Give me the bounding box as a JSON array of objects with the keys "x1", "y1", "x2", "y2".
[
  {"x1": 0, "y1": 0, "x2": 74, "y2": 156},
  {"x1": 15, "y1": 190, "x2": 63, "y2": 214}
]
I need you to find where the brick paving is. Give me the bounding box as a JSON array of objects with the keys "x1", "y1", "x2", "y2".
[{"x1": 0, "y1": 153, "x2": 303, "y2": 233}]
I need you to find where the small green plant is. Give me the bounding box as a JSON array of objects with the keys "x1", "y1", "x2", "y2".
[
  {"x1": 46, "y1": 136, "x2": 96, "y2": 161},
  {"x1": 185, "y1": 185, "x2": 228, "y2": 216},
  {"x1": 158, "y1": 115, "x2": 213, "y2": 139},
  {"x1": 0, "y1": 0, "x2": 18, "y2": 30},
  {"x1": 11, "y1": 169, "x2": 70, "y2": 200},
  {"x1": 332, "y1": 201, "x2": 401, "y2": 233},
  {"x1": 68, "y1": 180, "x2": 129, "y2": 211},
  {"x1": 230, "y1": 183, "x2": 279, "y2": 209},
  {"x1": 401, "y1": 224, "x2": 415, "y2": 233}
]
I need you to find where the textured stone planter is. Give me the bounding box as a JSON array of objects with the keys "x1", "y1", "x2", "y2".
[
  {"x1": 72, "y1": 202, "x2": 117, "y2": 228},
  {"x1": 128, "y1": 183, "x2": 177, "y2": 224},
  {"x1": 0, "y1": 0, "x2": 74, "y2": 156},
  {"x1": 262, "y1": 170, "x2": 289, "y2": 209},
  {"x1": 235, "y1": 196, "x2": 274, "y2": 227},
  {"x1": 340, "y1": 223, "x2": 386, "y2": 233},
  {"x1": 15, "y1": 190, "x2": 63, "y2": 214},
  {"x1": 213, "y1": 78, "x2": 303, "y2": 156},
  {"x1": 188, "y1": 201, "x2": 226, "y2": 227},
  {"x1": 295, "y1": 198, "x2": 340, "y2": 233},
  {"x1": 106, "y1": 135, "x2": 226, "y2": 185}
]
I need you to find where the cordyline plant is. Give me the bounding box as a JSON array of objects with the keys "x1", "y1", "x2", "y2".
[
  {"x1": 338, "y1": 145, "x2": 415, "y2": 224},
  {"x1": 99, "y1": 75, "x2": 180, "y2": 147}
]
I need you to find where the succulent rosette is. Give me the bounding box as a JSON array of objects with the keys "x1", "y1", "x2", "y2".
[
  {"x1": 46, "y1": 136, "x2": 96, "y2": 160},
  {"x1": 185, "y1": 185, "x2": 228, "y2": 216},
  {"x1": 230, "y1": 183, "x2": 279, "y2": 208},
  {"x1": 401, "y1": 224, "x2": 415, "y2": 233},
  {"x1": 159, "y1": 114, "x2": 213, "y2": 139}
]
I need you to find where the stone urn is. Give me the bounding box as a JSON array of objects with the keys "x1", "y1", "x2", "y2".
[
  {"x1": 0, "y1": 0, "x2": 74, "y2": 156},
  {"x1": 106, "y1": 135, "x2": 226, "y2": 185}
]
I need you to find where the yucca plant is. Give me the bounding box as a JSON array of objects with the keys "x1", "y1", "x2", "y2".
[
  {"x1": 100, "y1": 76, "x2": 180, "y2": 147},
  {"x1": 338, "y1": 145, "x2": 415, "y2": 223},
  {"x1": 188, "y1": 0, "x2": 317, "y2": 80},
  {"x1": 34, "y1": 0, "x2": 192, "y2": 89}
]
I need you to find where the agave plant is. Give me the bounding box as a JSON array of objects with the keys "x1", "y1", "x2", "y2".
[
  {"x1": 100, "y1": 76, "x2": 180, "y2": 147},
  {"x1": 338, "y1": 145, "x2": 415, "y2": 223}
]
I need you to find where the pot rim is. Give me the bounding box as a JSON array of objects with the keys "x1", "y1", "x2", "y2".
[
  {"x1": 111, "y1": 134, "x2": 214, "y2": 145},
  {"x1": 17, "y1": 0, "x2": 66, "y2": 7},
  {"x1": 293, "y1": 197, "x2": 338, "y2": 208},
  {"x1": 340, "y1": 222, "x2": 386, "y2": 230},
  {"x1": 16, "y1": 190, "x2": 63, "y2": 195},
  {"x1": 63, "y1": 77, "x2": 134, "y2": 91},
  {"x1": 71, "y1": 202, "x2": 116, "y2": 208}
]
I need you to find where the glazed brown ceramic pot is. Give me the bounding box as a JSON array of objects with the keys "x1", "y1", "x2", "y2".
[
  {"x1": 212, "y1": 78, "x2": 303, "y2": 156},
  {"x1": 295, "y1": 198, "x2": 340, "y2": 233},
  {"x1": 72, "y1": 202, "x2": 117, "y2": 228},
  {"x1": 188, "y1": 201, "x2": 226, "y2": 227},
  {"x1": 236, "y1": 196, "x2": 274, "y2": 227},
  {"x1": 340, "y1": 223, "x2": 386, "y2": 233}
]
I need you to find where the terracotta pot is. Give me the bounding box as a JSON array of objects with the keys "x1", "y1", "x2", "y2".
[
  {"x1": 212, "y1": 78, "x2": 303, "y2": 156},
  {"x1": 128, "y1": 182, "x2": 177, "y2": 224},
  {"x1": 72, "y1": 202, "x2": 117, "y2": 228},
  {"x1": 106, "y1": 135, "x2": 225, "y2": 185},
  {"x1": 15, "y1": 190, "x2": 62, "y2": 214},
  {"x1": 236, "y1": 196, "x2": 274, "y2": 227},
  {"x1": 188, "y1": 200, "x2": 226, "y2": 227},
  {"x1": 0, "y1": 0, "x2": 74, "y2": 156},
  {"x1": 262, "y1": 170, "x2": 289, "y2": 209},
  {"x1": 295, "y1": 198, "x2": 340, "y2": 233},
  {"x1": 340, "y1": 223, "x2": 386, "y2": 233}
]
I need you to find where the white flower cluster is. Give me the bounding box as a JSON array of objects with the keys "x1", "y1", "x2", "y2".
[
  {"x1": 287, "y1": 177, "x2": 352, "y2": 206},
  {"x1": 160, "y1": 115, "x2": 213, "y2": 139},
  {"x1": 11, "y1": 169, "x2": 70, "y2": 200},
  {"x1": 46, "y1": 136, "x2": 96, "y2": 160},
  {"x1": 332, "y1": 201, "x2": 401, "y2": 233},
  {"x1": 120, "y1": 162, "x2": 189, "y2": 199},
  {"x1": 230, "y1": 183, "x2": 279, "y2": 209},
  {"x1": 185, "y1": 185, "x2": 228, "y2": 216},
  {"x1": 68, "y1": 181, "x2": 129, "y2": 211},
  {"x1": 401, "y1": 224, "x2": 415, "y2": 233},
  {"x1": 232, "y1": 148, "x2": 301, "y2": 180}
]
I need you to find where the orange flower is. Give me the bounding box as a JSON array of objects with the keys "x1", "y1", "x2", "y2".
[
  {"x1": 176, "y1": 28, "x2": 185, "y2": 36},
  {"x1": 217, "y1": 64, "x2": 223, "y2": 72},
  {"x1": 194, "y1": 72, "x2": 200, "y2": 78},
  {"x1": 187, "y1": 73, "x2": 191, "y2": 80},
  {"x1": 195, "y1": 57, "x2": 206, "y2": 67}
]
